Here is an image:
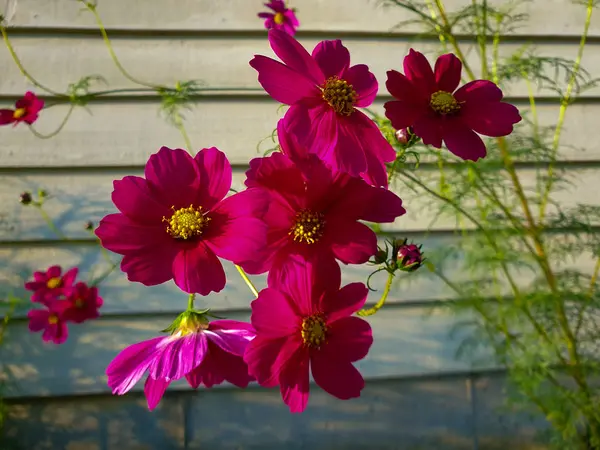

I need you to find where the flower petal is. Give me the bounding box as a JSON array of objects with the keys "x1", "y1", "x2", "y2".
[
  {"x1": 384, "y1": 100, "x2": 425, "y2": 130},
  {"x1": 276, "y1": 118, "x2": 310, "y2": 163},
  {"x1": 460, "y1": 101, "x2": 522, "y2": 137},
  {"x1": 144, "y1": 376, "x2": 170, "y2": 411},
  {"x1": 311, "y1": 349, "x2": 365, "y2": 400},
  {"x1": 385, "y1": 70, "x2": 425, "y2": 103},
  {"x1": 317, "y1": 115, "x2": 366, "y2": 178},
  {"x1": 268, "y1": 29, "x2": 324, "y2": 84},
  {"x1": 111, "y1": 176, "x2": 170, "y2": 223},
  {"x1": 325, "y1": 317, "x2": 373, "y2": 361},
  {"x1": 171, "y1": 243, "x2": 225, "y2": 295},
  {"x1": 185, "y1": 349, "x2": 225, "y2": 389},
  {"x1": 345, "y1": 64, "x2": 378, "y2": 107},
  {"x1": 149, "y1": 332, "x2": 208, "y2": 381},
  {"x1": 311, "y1": 39, "x2": 350, "y2": 79},
  {"x1": 188, "y1": 341, "x2": 253, "y2": 388},
  {"x1": 327, "y1": 220, "x2": 377, "y2": 264},
  {"x1": 106, "y1": 336, "x2": 165, "y2": 395},
  {"x1": 0, "y1": 109, "x2": 15, "y2": 125},
  {"x1": 268, "y1": 252, "x2": 341, "y2": 317},
  {"x1": 245, "y1": 152, "x2": 306, "y2": 201},
  {"x1": 120, "y1": 244, "x2": 180, "y2": 287},
  {"x1": 442, "y1": 119, "x2": 487, "y2": 161},
  {"x1": 144, "y1": 147, "x2": 202, "y2": 207},
  {"x1": 95, "y1": 213, "x2": 173, "y2": 255},
  {"x1": 250, "y1": 55, "x2": 318, "y2": 104},
  {"x1": 403, "y1": 49, "x2": 435, "y2": 94},
  {"x1": 454, "y1": 79, "x2": 503, "y2": 103},
  {"x1": 204, "y1": 189, "x2": 268, "y2": 263},
  {"x1": 412, "y1": 112, "x2": 443, "y2": 148},
  {"x1": 244, "y1": 335, "x2": 301, "y2": 387},
  {"x1": 193, "y1": 147, "x2": 232, "y2": 210},
  {"x1": 279, "y1": 345, "x2": 310, "y2": 413},
  {"x1": 205, "y1": 327, "x2": 254, "y2": 357},
  {"x1": 434, "y1": 53, "x2": 462, "y2": 93},
  {"x1": 250, "y1": 287, "x2": 300, "y2": 338},
  {"x1": 322, "y1": 284, "x2": 369, "y2": 323},
  {"x1": 27, "y1": 309, "x2": 49, "y2": 332}
]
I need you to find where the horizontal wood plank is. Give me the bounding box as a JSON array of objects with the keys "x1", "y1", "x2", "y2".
[
  {"x1": 5, "y1": 377, "x2": 475, "y2": 450},
  {"x1": 0, "y1": 167, "x2": 597, "y2": 242},
  {"x1": 0, "y1": 307, "x2": 493, "y2": 398},
  {"x1": 0, "y1": 100, "x2": 597, "y2": 168},
  {"x1": 5, "y1": 0, "x2": 598, "y2": 38},
  {"x1": 1, "y1": 36, "x2": 599, "y2": 98}
]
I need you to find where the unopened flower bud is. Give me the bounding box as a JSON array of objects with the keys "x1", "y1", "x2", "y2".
[
  {"x1": 395, "y1": 128, "x2": 409, "y2": 145},
  {"x1": 38, "y1": 189, "x2": 48, "y2": 198},
  {"x1": 396, "y1": 240, "x2": 424, "y2": 272},
  {"x1": 84, "y1": 221, "x2": 94, "y2": 231},
  {"x1": 373, "y1": 248, "x2": 388, "y2": 264},
  {"x1": 19, "y1": 191, "x2": 32, "y2": 205}
]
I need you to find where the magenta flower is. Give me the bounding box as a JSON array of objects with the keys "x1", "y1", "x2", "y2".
[
  {"x1": 24, "y1": 265, "x2": 78, "y2": 305},
  {"x1": 258, "y1": 1, "x2": 299, "y2": 36},
  {"x1": 106, "y1": 314, "x2": 255, "y2": 410},
  {"x1": 95, "y1": 146, "x2": 268, "y2": 296},
  {"x1": 384, "y1": 49, "x2": 522, "y2": 161},
  {"x1": 62, "y1": 282, "x2": 103, "y2": 323},
  {"x1": 245, "y1": 254, "x2": 373, "y2": 413},
  {"x1": 242, "y1": 127, "x2": 405, "y2": 278},
  {"x1": 27, "y1": 304, "x2": 69, "y2": 345},
  {"x1": 0, "y1": 91, "x2": 44, "y2": 127},
  {"x1": 250, "y1": 30, "x2": 395, "y2": 187}
]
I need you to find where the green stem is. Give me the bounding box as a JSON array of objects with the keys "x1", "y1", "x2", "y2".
[
  {"x1": 539, "y1": 0, "x2": 594, "y2": 222},
  {"x1": 90, "y1": 262, "x2": 119, "y2": 287},
  {"x1": 80, "y1": 1, "x2": 157, "y2": 89},
  {"x1": 27, "y1": 105, "x2": 75, "y2": 139},
  {"x1": 0, "y1": 300, "x2": 17, "y2": 347},
  {"x1": 0, "y1": 26, "x2": 67, "y2": 97},
  {"x1": 187, "y1": 294, "x2": 196, "y2": 310},
  {"x1": 491, "y1": 17, "x2": 501, "y2": 84},
  {"x1": 174, "y1": 111, "x2": 193, "y2": 151},
  {"x1": 235, "y1": 265, "x2": 259, "y2": 298},
  {"x1": 357, "y1": 272, "x2": 394, "y2": 317},
  {"x1": 34, "y1": 204, "x2": 67, "y2": 240}
]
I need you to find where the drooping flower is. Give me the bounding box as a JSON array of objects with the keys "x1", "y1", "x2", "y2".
[
  {"x1": 0, "y1": 91, "x2": 44, "y2": 127},
  {"x1": 27, "y1": 303, "x2": 69, "y2": 345},
  {"x1": 24, "y1": 265, "x2": 79, "y2": 305},
  {"x1": 62, "y1": 282, "x2": 104, "y2": 323},
  {"x1": 249, "y1": 30, "x2": 395, "y2": 187},
  {"x1": 258, "y1": 1, "x2": 299, "y2": 36},
  {"x1": 384, "y1": 49, "x2": 522, "y2": 161},
  {"x1": 245, "y1": 253, "x2": 373, "y2": 413},
  {"x1": 95, "y1": 146, "x2": 269, "y2": 296},
  {"x1": 106, "y1": 312, "x2": 255, "y2": 410},
  {"x1": 242, "y1": 127, "x2": 405, "y2": 278}
]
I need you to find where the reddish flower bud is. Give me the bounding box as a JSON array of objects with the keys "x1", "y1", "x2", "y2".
[
  {"x1": 395, "y1": 128, "x2": 409, "y2": 145},
  {"x1": 19, "y1": 191, "x2": 32, "y2": 205},
  {"x1": 395, "y1": 240, "x2": 423, "y2": 272},
  {"x1": 84, "y1": 221, "x2": 94, "y2": 231}
]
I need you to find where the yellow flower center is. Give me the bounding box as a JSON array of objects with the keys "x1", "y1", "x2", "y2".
[
  {"x1": 273, "y1": 12, "x2": 285, "y2": 24},
  {"x1": 48, "y1": 314, "x2": 59, "y2": 325},
  {"x1": 164, "y1": 205, "x2": 210, "y2": 240},
  {"x1": 46, "y1": 277, "x2": 62, "y2": 289},
  {"x1": 429, "y1": 91, "x2": 461, "y2": 115},
  {"x1": 322, "y1": 76, "x2": 357, "y2": 116},
  {"x1": 301, "y1": 313, "x2": 328, "y2": 348},
  {"x1": 289, "y1": 210, "x2": 325, "y2": 245},
  {"x1": 13, "y1": 108, "x2": 26, "y2": 119}
]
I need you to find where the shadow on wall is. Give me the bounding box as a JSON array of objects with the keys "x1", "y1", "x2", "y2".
[{"x1": 4, "y1": 377, "x2": 477, "y2": 450}]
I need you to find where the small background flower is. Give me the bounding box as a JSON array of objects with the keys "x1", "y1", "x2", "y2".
[
  {"x1": 258, "y1": 1, "x2": 299, "y2": 36},
  {"x1": 0, "y1": 91, "x2": 44, "y2": 126}
]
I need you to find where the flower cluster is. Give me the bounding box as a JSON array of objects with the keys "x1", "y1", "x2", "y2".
[
  {"x1": 24, "y1": 265, "x2": 103, "y2": 344},
  {"x1": 93, "y1": 29, "x2": 520, "y2": 413},
  {"x1": 11, "y1": 13, "x2": 521, "y2": 413}
]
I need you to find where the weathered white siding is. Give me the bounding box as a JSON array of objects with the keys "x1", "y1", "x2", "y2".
[{"x1": 0, "y1": 0, "x2": 597, "y2": 448}]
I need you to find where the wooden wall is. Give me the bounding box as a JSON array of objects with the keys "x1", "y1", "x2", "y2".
[{"x1": 0, "y1": 0, "x2": 597, "y2": 448}]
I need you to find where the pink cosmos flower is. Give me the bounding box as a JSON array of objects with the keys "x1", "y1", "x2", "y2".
[
  {"x1": 258, "y1": 1, "x2": 299, "y2": 36},
  {"x1": 244, "y1": 253, "x2": 373, "y2": 413},
  {"x1": 24, "y1": 265, "x2": 78, "y2": 305},
  {"x1": 106, "y1": 314, "x2": 255, "y2": 410},
  {"x1": 384, "y1": 49, "x2": 522, "y2": 161},
  {"x1": 27, "y1": 303, "x2": 69, "y2": 344},
  {"x1": 250, "y1": 30, "x2": 395, "y2": 187},
  {"x1": 0, "y1": 91, "x2": 44, "y2": 126},
  {"x1": 241, "y1": 126, "x2": 405, "y2": 278},
  {"x1": 62, "y1": 282, "x2": 103, "y2": 323},
  {"x1": 95, "y1": 146, "x2": 268, "y2": 296}
]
